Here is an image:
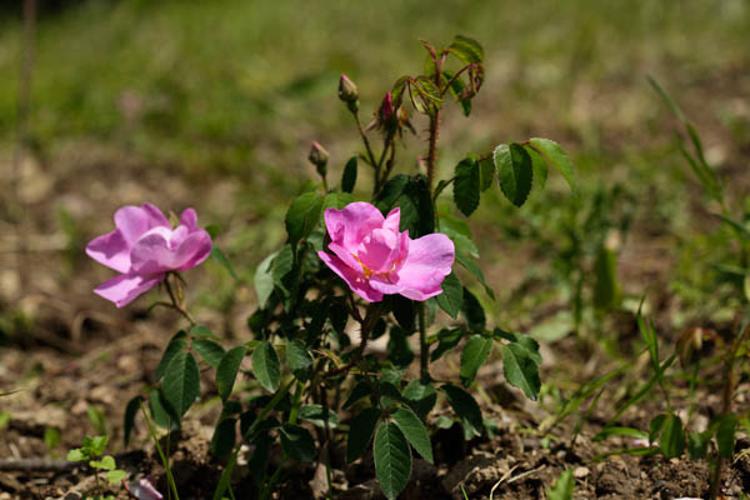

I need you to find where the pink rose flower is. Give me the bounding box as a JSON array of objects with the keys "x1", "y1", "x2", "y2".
[
  {"x1": 318, "y1": 201, "x2": 455, "y2": 302},
  {"x1": 86, "y1": 204, "x2": 212, "y2": 308}
]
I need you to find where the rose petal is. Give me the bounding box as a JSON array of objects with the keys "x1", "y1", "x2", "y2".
[
  {"x1": 94, "y1": 274, "x2": 162, "y2": 308},
  {"x1": 394, "y1": 233, "x2": 455, "y2": 301},
  {"x1": 180, "y1": 208, "x2": 198, "y2": 230},
  {"x1": 358, "y1": 228, "x2": 400, "y2": 273},
  {"x1": 129, "y1": 228, "x2": 177, "y2": 275},
  {"x1": 318, "y1": 251, "x2": 383, "y2": 303},
  {"x1": 382, "y1": 208, "x2": 401, "y2": 233},
  {"x1": 114, "y1": 204, "x2": 169, "y2": 246},
  {"x1": 86, "y1": 229, "x2": 131, "y2": 273},
  {"x1": 174, "y1": 230, "x2": 213, "y2": 271},
  {"x1": 324, "y1": 202, "x2": 384, "y2": 250}
]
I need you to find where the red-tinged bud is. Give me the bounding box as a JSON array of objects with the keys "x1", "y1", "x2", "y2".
[
  {"x1": 377, "y1": 92, "x2": 397, "y2": 131},
  {"x1": 308, "y1": 141, "x2": 329, "y2": 178},
  {"x1": 338, "y1": 74, "x2": 359, "y2": 103}
]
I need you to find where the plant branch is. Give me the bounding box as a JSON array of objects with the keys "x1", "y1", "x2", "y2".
[
  {"x1": 418, "y1": 303, "x2": 430, "y2": 383},
  {"x1": 164, "y1": 273, "x2": 196, "y2": 326}
]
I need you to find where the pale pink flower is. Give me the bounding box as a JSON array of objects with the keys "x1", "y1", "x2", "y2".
[
  {"x1": 86, "y1": 204, "x2": 212, "y2": 308},
  {"x1": 318, "y1": 202, "x2": 454, "y2": 302}
]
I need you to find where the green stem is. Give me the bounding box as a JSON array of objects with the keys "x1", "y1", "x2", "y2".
[
  {"x1": 212, "y1": 379, "x2": 294, "y2": 500},
  {"x1": 140, "y1": 405, "x2": 180, "y2": 500},
  {"x1": 164, "y1": 273, "x2": 196, "y2": 326}
]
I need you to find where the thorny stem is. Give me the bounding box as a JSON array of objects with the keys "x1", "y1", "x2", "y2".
[
  {"x1": 164, "y1": 273, "x2": 196, "y2": 326},
  {"x1": 351, "y1": 111, "x2": 380, "y2": 191}
]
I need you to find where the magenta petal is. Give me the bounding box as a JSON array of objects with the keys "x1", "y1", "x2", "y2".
[
  {"x1": 114, "y1": 204, "x2": 169, "y2": 246},
  {"x1": 328, "y1": 242, "x2": 362, "y2": 271},
  {"x1": 324, "y1": 202, "x2": 384, "y2": 249},
  {"x1": 129, "y1": 229, "x2": 176, "y2": 275},
  {"x1": 395, "y1": 234, "x2": 455, "y2": 301},
  {"x1": 94, "y1": 274, "x2": 162, "y2": 308},
  {"x1": 318, "y1": 251, "x2": 383, "y2": 303},
  {"x1": 86, "y1": 229, "x2": 131, "y2": 273},
  {"x1": 174, "y1": 230, "x2": 212, "y2": 271},
  {"x1": 382, "y1": 208, "x2": 401, "y2": 233},
  {"x1": 180, "y1": 208, "x2": 198, "y2": 230}
]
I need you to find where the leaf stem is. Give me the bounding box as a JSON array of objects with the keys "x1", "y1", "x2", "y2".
[
  {"x1": 164, "y1": 273, "x2": 196, "y2": 326},
  {"x1": 140, "y1": 404, "x2": 180, "y2": 500}
]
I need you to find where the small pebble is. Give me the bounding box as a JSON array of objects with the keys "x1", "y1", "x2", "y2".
[{"x1": 573, "y1": 466, "x2": 590, "y2": 478}]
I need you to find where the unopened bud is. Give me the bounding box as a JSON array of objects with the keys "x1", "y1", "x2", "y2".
[
  {"x1": 338, "y1": 74, "x2": 359, "y2": 104},
  {"x1": 377, "y1": 92, "x2": 397, "y2": 131},
  {"x1": 308, "y1": 141, "x2": 329, "y2": 178}
]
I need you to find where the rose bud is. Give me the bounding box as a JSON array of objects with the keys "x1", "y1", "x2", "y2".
[
  {"x1": 308, "y1": 141, "x2": 329, "y2": 178},
  {"x1": 338, "y1": 74, "x2": 359, "y2": 106}
]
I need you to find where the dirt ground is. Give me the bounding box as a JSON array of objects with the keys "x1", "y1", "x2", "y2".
[{"x1": 1, "y1": 58, "x2": 749, "y2": 499}]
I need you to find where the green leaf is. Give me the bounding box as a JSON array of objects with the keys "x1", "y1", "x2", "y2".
[
  {"x1": 90, "y1": 455, "x2": 116, "y2": 471},
  {"x1": 431, "y1": 328, "x2": 464, "y2": 362},
  {"x1": 435, "y1": 272, "x2": 463, "y2": 319},
  {"x1": 442, "y1": 384, "x2": 484, "y2": 438},
  {"x1": 546, "y1": 469, "x2": 574, "y2": 500},
  {"x1": 211, "y1": 418, "x2": 237, "y2": 460},
  {"x1": 527, "y1": 138, "x2": 576, "y2": 191},
  {"x1": 217, "y1": 346, "x2": 246, "y2": 401},
  {"x1": 495, "y1": 143, "x2": 533, "y2": 207},
  {"x1": 254, "y1": 252, "x2": 277, "y2": 308},
  {"x1": 402, "y1": 381, "x2": 437, "y2": 420},
  {"x1": 280, "y1": 425, "x2": 316, "y2": 462},
  {"x1": 271, "y1": 244, "x2": 295, "y2": 287},
  {"x1": 593, "y1": 245, "x2": 620, "y2": 311},
  {"x1": 523, "y1": 144, "x2": 548, "y2": 192},
  {"x1": 44, "y1": 427, "x2": 61, "y2": 450},
  {"x1": 341, "y1": 156, "x2": 358, "y2": 193},
  {"x1": 478, "y1": 157, "x2": 495, "y2": 191},
  {"x1": 650, "y1": 413, "x2": 685, "y2": 459},
  {"x1": 192, "y1": 339, "x2": 226, "y2": 369},
  {"x1": 155, "y1": 330, "x2": 188, "y2": 380},
  {"x1": 286, "y1": 339, "x2": 313, "y2": 373},
  {"x1": 593, "y1": 426, "x2": 649, "y2": 442},
  {"x1": 343, "y1": 381, "x2": 372, "y2": 410},
  {"x1": 444, "y1": 70, "x2": 472, "y2": 116},
  {"x1": 123, "y1": 396, "x2": 143, "y2": 447},
  {"x1": 687, "y1": 430, "x2": 711, "y2": 459},
  {"x1": 502, "y1": 342, "x2": 541, "y2": 400},
  {"x1": 375, "y1": 174, "x2": 434, "y2": 237},
  {"x1": 373, "y1": 423, "x2": 412, "y2": 500},
  {"x1": 460, "y1": 335, "x2": 493, "y2": 386},
  {"x1": 298, "y1": 404, "x2": 339, "y2": 428},
  {"x1": 462, "y1": 287, "x2": 486, "y2": 331},
  {"x1": 149, "y1": 389, "x2": 176, "y2": 429},
  {"x1": 392, "y1": 407, "x2": 433, "y2": 464},
  {"x1": 448, "y1": 34, "x2": 484, "y2": 63},
  {"x1": 252, "y1": 341, "x2": 280, "y2": 392},
  {"x1": 211, "y1": 246, "x2": 239, "y2": 281},
  {"x1": 106, "y1": 469, "x2": 127, "y2": 486},
  {"x1": 285, "y1": 191, "x2": 324, "y2": 245},
  {"x1": 716, "y1": 414, "x2": 737, "y2": 458},
  {"x1": 494, "y1": 329, "x2": 542, "y2": 365},
  {"x1": 67, "y1": 448, "x2": 85, "y2": 462},
  {"x1": 189, "y1": 324, "x2": 218, "y2": 339},
  {"x1": 453, "y1": 157, "x2": 480, "y2": 216},
  {"x1": 346, "y1": 407, "x2": 381, "y2": 463},
  {"x1": 162, "y1": 351, "x2": 200, "y2": 419}
]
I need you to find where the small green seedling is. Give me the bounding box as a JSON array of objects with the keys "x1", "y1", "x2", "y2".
[{"x1": 67, "y1": 435, "x2": 127, "y2": 499}]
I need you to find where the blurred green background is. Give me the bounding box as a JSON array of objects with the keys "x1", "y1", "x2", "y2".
[{"x1": 1, "y1": 0, "x2": 749, "y2": 336}]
